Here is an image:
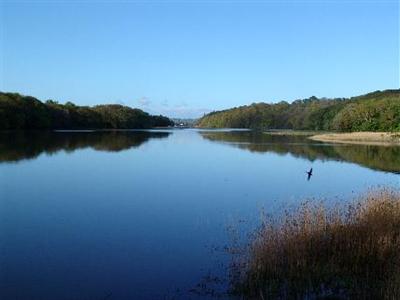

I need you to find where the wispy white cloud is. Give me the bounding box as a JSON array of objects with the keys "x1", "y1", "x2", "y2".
[
  {"x1": 115, "y1": 99, "x2": 126, "y2": 105},
  {"x1": 137, "y1": 96, "x2": 151, "y2": 107},
  {"x1": 157, "y1": 106, "x2": 211, "y2": 119},
  {"x1": 133, "y1": 97, "x2": 211, "y2": 118}
]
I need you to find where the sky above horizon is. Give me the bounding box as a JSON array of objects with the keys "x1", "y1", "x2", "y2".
[{"x1": 1, "y1": 0, "x2": 399, "y2": 118}]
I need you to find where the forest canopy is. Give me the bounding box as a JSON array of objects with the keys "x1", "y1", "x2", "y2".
[
  {"x1": 0, "y1": 92, "x2": 174, "y2": 129},
  {"x1": 197, "y1": 89, "x2": 400, "y2": 132}
]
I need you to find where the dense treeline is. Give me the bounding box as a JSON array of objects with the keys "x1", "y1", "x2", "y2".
[
  {"x1": 0, "y1": 92, "x2": 174, "y2": 129},
  {"x1": 197, "y1": 89, "x2": 400, "y2": 131}
]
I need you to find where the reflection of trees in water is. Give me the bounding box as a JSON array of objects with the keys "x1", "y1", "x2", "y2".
[
  {"x1": 200, "y1": 131, "x2": 400, "y2": 174},
  {"x1": 333, "y1": 145, "x2": 400, "y2": 174},
  {"x1": 0, "y1": 131, "x2": 171, "y2": 163}
]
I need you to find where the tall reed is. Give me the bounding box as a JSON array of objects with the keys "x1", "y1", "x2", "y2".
[{"x1": 230, "y1": 188, "x2": 400, "y2": 299}]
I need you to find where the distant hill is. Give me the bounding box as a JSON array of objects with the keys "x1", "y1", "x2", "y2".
[
  {"x1": 197, "y1": 89, "x2": 400, "y2": 132},
  {"x1": 171, "y1": 118, "x2": 198, "y2": 127},
  {"x1": 0, "y1": 92, "x2": 174, "y2": 130}
]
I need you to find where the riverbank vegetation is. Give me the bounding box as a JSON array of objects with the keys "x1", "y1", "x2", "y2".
[
  {"x1": 230, "y1": 188, "x2": 400, "y2": 299},
  {"x1": 197, "y1": 89, "x2": 400, "y2": 132},
  {"x1": 0, "y1": 92, "x2": 174, "y2": 129}
]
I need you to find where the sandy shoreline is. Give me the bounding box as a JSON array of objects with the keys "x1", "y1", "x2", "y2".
[
  {"x1": 264, "y1": 130, "x2": 322, "y2": 136},
  {"x1": 309, "y1": 132, "x2": 400, "y2": 146}
]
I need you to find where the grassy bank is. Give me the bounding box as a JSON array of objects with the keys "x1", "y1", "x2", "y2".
[
  {"x1": 230, "y1": 188, "x2": 400, "y2": 299},
  {"x1": 310, "y1": 132, "x2": 400, "y2": 145}
]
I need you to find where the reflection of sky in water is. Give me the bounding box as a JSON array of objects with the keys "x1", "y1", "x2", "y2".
[{"x1": 0, "y1": 130, "x2": 399, "y2": 299}]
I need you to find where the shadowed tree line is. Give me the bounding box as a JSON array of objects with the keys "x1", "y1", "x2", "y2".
[
  {"x1": 0, "y1": 130, "x2": 171, "y2": 162},
  {"x1": 0, "y1": 92, "x2": 174, "y2": 129},
  {"x1": 200, "y1": 131, "x2": 400, "y2": 174},
  {"x1": 197, "y1": 89, "x2": 400, "y2": 131}
]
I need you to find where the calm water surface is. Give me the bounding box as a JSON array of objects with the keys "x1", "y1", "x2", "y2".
[{"x1": 1, "y1": 129, "x2": 399, "y2": 299}]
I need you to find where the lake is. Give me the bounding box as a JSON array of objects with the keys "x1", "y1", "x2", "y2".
[{"x1": 1, "y1": 129, "x2": 399, "y2": 300}]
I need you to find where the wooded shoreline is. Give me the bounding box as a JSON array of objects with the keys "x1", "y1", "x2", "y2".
[
  {"x1": 0, "y1": 92, "x2": 174, "y2": 130},
  {"x1": 197, "y1": 89, "x2": 400, "y2": 132}
]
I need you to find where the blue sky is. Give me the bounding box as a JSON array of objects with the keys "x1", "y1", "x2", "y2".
[{"x1": 1, "y1": 0, "x2": 399, "y2": 118}]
